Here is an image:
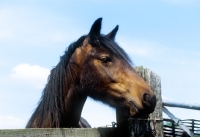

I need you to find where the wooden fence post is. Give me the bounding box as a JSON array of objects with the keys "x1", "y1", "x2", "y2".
[{"x1": 135, "y1": 66, "x2": 163, "y2": 137}]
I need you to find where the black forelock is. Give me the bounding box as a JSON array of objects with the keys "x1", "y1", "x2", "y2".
[{"x1": 98, "y1": 35, "x2": 132, "y2": 64}]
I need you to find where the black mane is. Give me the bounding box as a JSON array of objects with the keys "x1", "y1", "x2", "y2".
[
  {"x1": 26, "y1": 36, "x2": 86, "y2": 127},
  {"x1": 26, "y1": 34, "x2": 131, "y2": 127}
]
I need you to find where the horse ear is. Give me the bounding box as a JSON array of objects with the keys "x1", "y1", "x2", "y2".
[
  {"x1": 106, "y1": 25, "x2": 119, "y2": 40},
  {"x1": 88, "y1": 18, "x2": 102, "y2": 41}
]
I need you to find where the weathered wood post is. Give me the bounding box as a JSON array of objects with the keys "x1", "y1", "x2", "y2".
[
  {"x1": 115, "y1": 66, "x2": 163, "y2": 137},
  {"x1": 135, "y1": 66, "x2": 163, "y2": 137}
]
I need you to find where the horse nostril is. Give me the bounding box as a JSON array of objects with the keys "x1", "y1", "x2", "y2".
[
  {"x1": 142, "y1": 92, "x2": 156, "y2": 113},
  {"x1": 143, "y1": 93, "x2": 151, "y2": 103}
]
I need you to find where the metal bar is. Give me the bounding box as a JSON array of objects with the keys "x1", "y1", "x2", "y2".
[
  {"x1": 163, "y1": 106, "x2": 195, "y2": 137},
  {"x1": 172, "y1": 120, "x2": 175, "y2": 137},
  {"x1": 162, "y1": 99, "x2": 200, "y2": 110}
]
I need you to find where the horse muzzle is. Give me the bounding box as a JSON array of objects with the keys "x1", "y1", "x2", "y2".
[{"x1": 128, "y1": 91, "x2": 156, "y2": 117}]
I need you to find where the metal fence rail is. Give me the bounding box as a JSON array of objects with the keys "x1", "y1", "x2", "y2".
[
  {"x1": 163, "y1": 119, "x2": 200, "y2": 137},
  {"x1": 181, "y1": 119, "x2": 200, "y2": 136},
  {"x1": 163, "y1": 100, "x2": 200, "y2": 110}
]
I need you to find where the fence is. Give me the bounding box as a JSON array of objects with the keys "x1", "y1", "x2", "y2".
[
  {"x1": 163, "y1": 119, "x2": 200, "y2": 137},
  {"x1": 0, "y1": 128, "x2": 111, "y2": 137},
  {"x1": 0, "y1": 66, "x2": 199, "y2": 137}
]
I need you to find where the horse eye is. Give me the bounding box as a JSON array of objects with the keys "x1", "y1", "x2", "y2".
[{"x1": 100, "y1": 57, "x2": 111, "y2": 63}]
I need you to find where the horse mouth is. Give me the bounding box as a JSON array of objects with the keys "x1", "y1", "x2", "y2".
[{"x1": 128, "y1": 101, "x2": 139, "y2": 116}]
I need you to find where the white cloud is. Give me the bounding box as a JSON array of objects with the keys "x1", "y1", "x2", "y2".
[
  {"x1": 0, "y1": 7, "x2": 75, "y2": 45},
  {"x1": 10, "y1": 64, "x2": 50, "y2": 89},
  {"x1": 49, "y1": 32, "x2": 68, "y2": 42},
  {"x1": 162, "y1": 95, "x2": 174, "y2": 102},
  {"x1": 118, "y1": 38, "x2": 163, "y2": 58},
  {"x1": 0, "y1": 115, "x2": 26, "y2": 129},
  {"x1": 0, "y1": 30, "x2": 12, "y2": 40},
  {"x1": 0, "y1": 8, "x2": 14, "y2": 39}
]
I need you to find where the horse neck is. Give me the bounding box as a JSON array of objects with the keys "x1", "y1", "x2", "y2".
[
  {"x1": 62, "y1": 61, "x2": 87, "y2": 127},
  {"x1": 62, "y1": 85, "x2": 87, "y2": 127},
  {"x1": 26, "y1": 64, "x2": 87, "y2": 128}
]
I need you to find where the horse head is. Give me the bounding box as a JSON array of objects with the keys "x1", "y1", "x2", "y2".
[
  {"x1": 26, "y1": 18, "x2": 156, "y2": 128},
  {"x1": 70, "y1": 18, "x2": 156, "y2": 117}
]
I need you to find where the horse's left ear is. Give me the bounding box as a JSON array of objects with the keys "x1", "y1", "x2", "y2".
[
  {"x1": 106, "y1": 25, "x2": 119, "y2": 40},
  {"x1": 83, "y1": 18, "x2": 102, "y2": 45},
  {"x1": 89, "y1": 18, "x2": 102, "y2": 41}
]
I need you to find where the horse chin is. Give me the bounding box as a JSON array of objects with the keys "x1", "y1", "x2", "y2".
[
  {"x1": 128, "y1": 101, "x2": 139, "y2": 117},
  {"x1": 127, "y1": 100, "x2": 156, "y2": 117}
]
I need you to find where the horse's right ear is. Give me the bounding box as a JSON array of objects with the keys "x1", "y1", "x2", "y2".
[
  {"x1": 106, "y1": 25, "x2": 119, "y2": 40},
  {"x1": 88, "y1": 18, "x2": 102, "y2": 41}
]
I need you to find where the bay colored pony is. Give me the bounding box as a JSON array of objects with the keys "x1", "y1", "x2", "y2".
[{"x1": 26, "y1": 18, "x2": 156, "y2": 128}]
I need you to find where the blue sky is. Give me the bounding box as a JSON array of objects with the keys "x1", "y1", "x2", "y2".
[{"x1": 0, "y1": 0, "x2": 200, "y2": 128}]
